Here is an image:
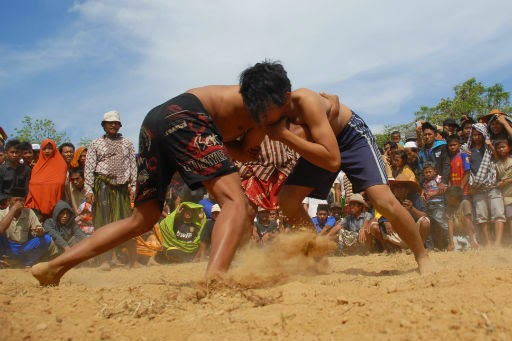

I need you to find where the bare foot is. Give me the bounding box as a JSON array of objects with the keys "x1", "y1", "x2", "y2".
[
  {"x1": 31, "y1": 262, "x2": 61, "y2": 286},
  {"x1": 417, "y1": 256, "x2": 440, "y2": 275},
  {"x1": 146, "y1": 256, "x2": 160, "y2": 267},
  {"x1": 98, "y1": 261, "x2": 111, "y2": 271},
  {"x1": 129, "y1": 261, "x2": 144, "y2": 269}
]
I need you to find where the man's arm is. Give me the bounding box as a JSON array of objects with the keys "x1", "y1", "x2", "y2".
[
  {"x1": 224, "y1": 126, "x2": 266, "y2": 162},
  {"x1": 267, "y1": 89, "x2": 341, "y2": 173}
]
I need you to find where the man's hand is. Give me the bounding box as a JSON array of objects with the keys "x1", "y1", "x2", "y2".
[
  {"x1": 265, "y1": 117, "x2": 289, "y2": 141},
  {"x1": 86, "y1": 193, "x2": 94, "y2": 204},
  {"x1": 402, "y1": 199, "x2": 413, "y2": 211},
  {"x1": 33, "y1": 226, "x2": 45, "y2": 237},
  {"x1": 11, "y1": 201, "x2": 24, "y2": 215}
]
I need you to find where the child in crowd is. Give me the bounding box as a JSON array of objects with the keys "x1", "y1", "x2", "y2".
[
  {"x1": 446, "y1": 186, "x2": 478, "y2": 251},
  {"x1": 312, "y1": 204, "x2": 336, "y2": 235},
  {"x1": 494, "y1": 138, "x2": 512, "y2": 241},
  {"x1": 75, "y1": 201, "x2": 94, "y2": 235},
  {"x1": 421, "y1": 162, "x2": 448, "y2": 249},
  {"x1": 446, "y1": 135, "x2": 470, "y2": 198},
  {"x1": 468, "y1": 123, "x2": 505, "y2": 246},
  {"x1": 43, "y1": 201, "x2": 88, "y2": 254}
]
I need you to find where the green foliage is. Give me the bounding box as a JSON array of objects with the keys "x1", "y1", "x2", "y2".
[
  {"x1": 77, "y1": 137, "x2": 93, "y2": 148},
  {"x1": 391, "y1": 78, "x2": 512, "y2": 136},
  {"x1": 14, "y1": 116, "x2": 70, "y2": 146}
]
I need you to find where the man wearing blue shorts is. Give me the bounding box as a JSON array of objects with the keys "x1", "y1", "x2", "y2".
[{"x1": 239, "y1": 61, "x2": 436, "y2": 274}]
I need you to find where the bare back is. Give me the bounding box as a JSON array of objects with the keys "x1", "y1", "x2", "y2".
[{"x1": 186, "y1": 85, "x2": 258, "y2": 142}]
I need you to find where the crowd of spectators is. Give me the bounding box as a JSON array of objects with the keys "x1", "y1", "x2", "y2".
[{"x1": 1, "y1": 108, "x2": 512, "y2": 268}]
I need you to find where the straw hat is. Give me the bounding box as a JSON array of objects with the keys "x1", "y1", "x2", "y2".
[
  {"x1": 389, "y1": 174, "x2": 421, "y2": 193},
  {"x1": 347, "y1": 193, "x2": 368, "y2": 207}
]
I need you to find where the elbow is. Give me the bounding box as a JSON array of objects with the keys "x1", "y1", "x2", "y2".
[{"x1": 327, "y1": 157, "x2": 341, "y2": 173}]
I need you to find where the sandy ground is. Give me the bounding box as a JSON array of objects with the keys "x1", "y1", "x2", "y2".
[{"x1": 1, "y1": 232, "x2": 512, "y2": 341}]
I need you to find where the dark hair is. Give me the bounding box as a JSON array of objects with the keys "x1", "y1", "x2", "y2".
[
  {"x1": 393, "y1": 150, "x2": 407, "y2": 163},
  {"x1": 69, "y1": 167, "x2": 84, "y2": 178},
  {"x1": 422, "y1": 161, "x2": 436, "y2": 171},
  {"x1": 446, "y1": 135, "x2": 460, "y2": 144},
  {"x1": 422, "y1": 122, "x2": 437, "y2": 134},
  {"x1": 494, "y1": 138, "x2": 510, "y2": 147},
  {"x1": 239, "y1": 60, "x2": 292, "y2": 122},
  {"x1": 58, "y1": 142, "x2": 75, "y2": 153},
  {"x1": 391, "y1": 131, "x2": 401, "y2": 136},
  {"x1": 19, "y1": 141, "x2": 33, "y2": 151},
  {"x1": 316, "y1": 204, "x2": 330, "y2": 213},
  {"x1": 5, "y1": 139, "x2": 21, "y2": 151}
]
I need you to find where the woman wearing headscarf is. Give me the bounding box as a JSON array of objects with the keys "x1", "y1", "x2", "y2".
[
  {"x1": 69, "y1": 146, "x2": 87, "y2": 169},
  {"x1": 25, "y1": 139, "x2": 68, "y2": 220}
]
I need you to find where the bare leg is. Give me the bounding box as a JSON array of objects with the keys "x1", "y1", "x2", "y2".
[
  {"x1": 203, "y1": 173, "x2": 251, "y2": 276},
  {"x1": 277, "y1": 185, "x2": 315, "y2": 230},
  {"x1": 32, "y1": 201, "x2": 161, "y2": 286},
  {"x1": 479, "y1": 222, "x2": 491, "y2": 246},
  {"x1": 366, "y1": 185, "x2": 437, "y2": 274},
  {"x1": 494, "y1": 221, "x2": 505, "y2": 246}
]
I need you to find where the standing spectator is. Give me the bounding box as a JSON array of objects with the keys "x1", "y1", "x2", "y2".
[
  {"x1": 390, "y1": 130, "x2": 404, "y2": 148},
  {"x1": 84, "y1": 111, "x2": 137, "y2": 268},
  {"x1": 486, "y1": 110, "x2": 512, "y2": 143},
  {"x1": 468, "y1": 123, "x2": 505, "y2": 246},
  {"x1": 43, "y1": 200, "x2": 87, "y2": 254},
  {"x1": 58, "y1": 143, "x2": 75, "y2": 168},
  {"x1": 418, "y1": 122, "x2": 450, "y2": 186},
  {"x1": 70, "y1": 146, "x2": 88, "y2": 169},
  {"x1": 459, "y1": 118, "x2": 475, "y2": 145},
  {"x1": 391, "y1": 149, "x2": 417, "y2": 181},
  {"x1": 19, "y1": 142, "x2": 36, "y2": 168},
  {"x1": 0, "y1": 139, "x2": 32, "y2": 208},
  {"x1": 0, "y1": 187, "x2": 52, "y2": 267},
  {"x1": 0, "y1": 146, "x2": 5, "y2": 165},
  {"x1": 404, "y1": 141, "x2": 422, "y2": 182},
  {"x1": 446, "y1": 186, "x2": 478, "y2": 251},
  {"x1": 446, "y1": 135, "x2": 470, "y2": 197},
  {"x1": 494, "y1": 138, "x2": 512, "y2": 242},
  {"x1": 421, "y1": 162, "x2": 448, "y2": 249},
  {"x1": 25, "y1": 139, "x2": 67, "y2": 220},
  {"x1": 441, "y1": 118, "x2": 459, "y2": 139}
]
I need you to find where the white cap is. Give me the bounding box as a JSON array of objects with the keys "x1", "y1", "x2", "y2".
[
  {"x1": 404, "y1": 141, "x2": 418, "y2": 149},
  {"x1": 102, "y1": 110, "x2": 121, "y2": 123},
  {"x1": 31, "y1": 143, "x2": 41, "y2": 150},
  {"x1": 211, "y1": 204, "x2": 221, "y2": 213}
]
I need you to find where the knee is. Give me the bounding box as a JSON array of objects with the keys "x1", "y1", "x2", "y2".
[{"x1": 41, "y1": 234, "x2": 52, "y2": 247}]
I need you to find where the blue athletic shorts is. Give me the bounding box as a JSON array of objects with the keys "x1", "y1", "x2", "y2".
[{"x1": 285, "y1": 112, "x2": 388, "y2": 199}]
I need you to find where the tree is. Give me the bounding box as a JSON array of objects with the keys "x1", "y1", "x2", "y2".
[
  {"x1": 14, "y1": 116, "x2": 70, "y2": 146},
  {"x1": 78, "y1": 137, "x2": 93, "y2": 148}
]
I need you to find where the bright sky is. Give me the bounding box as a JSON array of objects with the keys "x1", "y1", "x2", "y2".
[{"x1": 1, "y1": 0, "x2": 512, "y2": 147}]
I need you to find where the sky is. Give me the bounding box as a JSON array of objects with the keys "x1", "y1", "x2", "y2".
[{"x1": 1, "y1": 0, "x2": 512, "y2": 148}]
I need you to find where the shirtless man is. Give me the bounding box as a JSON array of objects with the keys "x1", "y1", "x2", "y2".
[
  {"x1": 239, "y1": 61, "x2": 435, "y2": 274},
  {"x1": 32, "y1": 86, "x2": 269, "y2": 285}
]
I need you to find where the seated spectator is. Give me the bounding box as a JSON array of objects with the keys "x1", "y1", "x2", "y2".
[
  {"x1": 75, "y1": 201, "x2": 94, "y2": 234},
  {"x1": 303, "y1": 196, "x2": 328, "y2": 218},
  {"x1": 421, "y1": 162, "x2": 449, "y2": 249},
  {"x1": 157, "y1": 202, "x2": 206, "y2": 263},
  {"x1": 43, "y1": 200, "x2": 88, "y2": 254},
  {"x1": 330, "y1": 202, "x2": 344, "y2": 223},
  {"x1": 25, "y1": 139, "x2": 67, "y2": 220},
  {"x1": 66, "y1": 168, "x2": 86, "y2": 215},
  {"x1": 446, "y1": 186, "x2": 478, "y2": 251},
  {"x1": 374, "y1": 174, "x2": 430, "y2": 251},
  {"x1": 69, "y1": 146, "x2": 88, "y2": 169},
  {"x1": 313, "y1": 204, "x2": 336, "y2": 235},
  {"x1": 195, "y1": 203, "x2": 219, "y2": 260},
  {"x1": 0, "y1": 139, "x2": 32, "y2": 208},
  {"x1": 253, "y1": 207, "x2": 280, "y2": 245},
  {"x1": 330, "y1": 194, "x2": 374, "y2": 254},
  {"x1": 0, "y1": 187, "x2": 52, "y2": 268},
  {"x1": 198, "y1": 192, "x2": 217, "y2": 219}
]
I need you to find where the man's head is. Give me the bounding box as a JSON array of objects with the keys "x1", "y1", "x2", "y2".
[
  {"x1": 211, "y1": 204, "x2": 221, "y2": 221},
  {"x1": 239, "y1": 60, "x2": 292, "y2": 124},
  {"x1": 494, "y1": 139, "x2": 511, "y2": 160},
  {"x1": 4, "y1": 139, "x2": 21, "y2": 166},
  {"x1": 347, "y1": 194, "x2": 367, "y2": 216},
  {"x1": 8, "y1": 187, "x2": 27, "y2": 208},
  {"x1": 315, "y1": 204, "x2": 330, "y2": 224},
  {"x1": 330, "y1": 202, "x2": 343, "y2": 220},
  {"x1": 389, "y1": 174, "x2": 421, "y2": 202},
  {"x1": 403, "y1": 141, "x2": 418, "y2": 164},
  {"x1": 421, "y1": 122, "x2": 437, "y2": 147},
  {"x1": 390, "y1": 131, "x2": 401, "y2": 143},
  {"x1": 258, "y1": 207, "x2": 271, "y2": 224},
  {"x1": 102, "y1": 111, "x2": 123, "y2": 136},
  {"x1": 461, "y1": 120, "x2": 474, "y2": 140},
  {"x1": 59, "y1": 142, "x2": 75, "y2": 165},
  {"x1": 471, "y1": 128, "x2": 484, "y2": 146},
  {"x1": 446, "y1": 186, "x2": 463, "y2": 208},
  {"x1": 442, "y1": 118, "x2": 458, "y2": 135},
  {"x1": 69, "y1": 168, "x2": 85, "y2": 190},
  {"x1": 446, "y1": 135, "x2": 461, "y2": 156},
  {"x1": 19, "y1": 141, "x2": 34, "y2": 165}
]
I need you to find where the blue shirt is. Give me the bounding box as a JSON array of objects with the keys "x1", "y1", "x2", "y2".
[
  {"x1": 340, "y1": 212, "x2": 373, "y2": 233},
  {"x1": 312, "y1": 216, "x2": 336, "y2": 234}
]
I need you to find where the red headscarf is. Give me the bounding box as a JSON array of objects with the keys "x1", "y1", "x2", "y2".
[{"x1": 25, "y1": 139, "x2": 68, "y2": 217}]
